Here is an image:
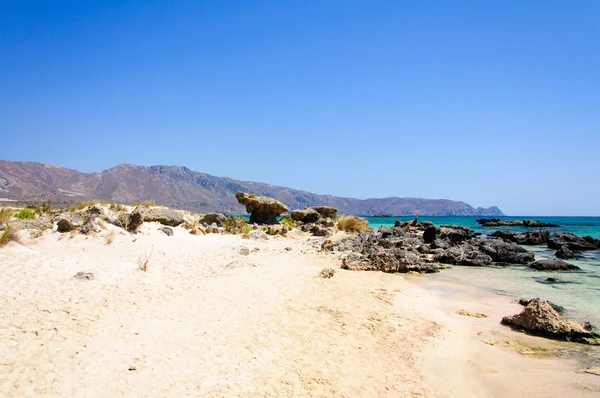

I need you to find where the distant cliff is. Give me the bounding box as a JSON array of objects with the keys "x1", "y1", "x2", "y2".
[{"x1": 0, "y1": 160, "x2": 504, "y2": 216}]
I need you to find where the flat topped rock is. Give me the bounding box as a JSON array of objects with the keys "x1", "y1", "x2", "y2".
[
  {"x1": 529, "y1": 258, "x2": 580, "y2": 271},
  {"x1": 235, "y1": 192, "x2": 288, "y2": 225}
]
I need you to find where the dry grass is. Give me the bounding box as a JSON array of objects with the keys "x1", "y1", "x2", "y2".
[
  {"x1": 0, "y1": 227, "x2": 18, "y2": 247},
  {"x1": 105, "y1": 231, "x2": 116, "y2": 245},
  {"x1": 137, "y1": 247, "x2": 153, "y2": 272},
  {"x1": 336, "y1": 215, "x2": 370, "y2": 233},
  {"x1": 132, "y1": 200, "x2": 156, "y2": 207},
  {"x1": 109, "y1": 203, "x2": 124, "y2": 212},
  {"x1": 279, "y1": 214, "x2": 295, "y2": 230},
  {"x1": 318, "y1": 268, "x2": 336, "y2": 278},
  {"x1": 0, "y1": 208, "x2": 12, "y2": 224}
]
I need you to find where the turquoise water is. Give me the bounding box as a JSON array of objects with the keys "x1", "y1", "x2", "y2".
[{"x1": 366, "y1": 216, "x2": 600, "y2": 326}]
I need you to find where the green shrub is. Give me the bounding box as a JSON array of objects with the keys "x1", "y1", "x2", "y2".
[
  {"x1": 14, "y1": 208, "x2": 37, "y2": 220},
  {"x1": 279, "y1": 214, "x2": 295, "y2": 230},
  {"x1": 225, "y1": 215, "x2": 252, "y2": 234},
  {"x1": 336, "y1": 215, "x2": 369, "y2": 232}
]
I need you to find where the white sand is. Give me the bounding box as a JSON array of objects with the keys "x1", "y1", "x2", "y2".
[{"x1": 1, "y1": 224, "x2": 599, "y2": 397}]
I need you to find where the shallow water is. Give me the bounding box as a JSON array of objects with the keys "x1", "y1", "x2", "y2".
[{"x1": 367, "y1": 216, "x2": 600, "y2": 326}]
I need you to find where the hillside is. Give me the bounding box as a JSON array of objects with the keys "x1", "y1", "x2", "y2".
[{"x1": 0, "y1": 160, "x2": 503, "y2": 216}]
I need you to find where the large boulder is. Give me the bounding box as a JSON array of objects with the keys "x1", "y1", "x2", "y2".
[
  {"x1": 555, "y1": 245, "x2": 580, "y2": 259},
  {"x1": 529, "y1": 258, "x2": 580, "y2": 271},
  {"x1": 548, "y1": 232, "x2": 600, "y2": 251},
  {"x1": 267, "y1": 224, "x2": 289, "y2": 236},
  {"x1": 290, "y1": 208, "x2": 320, "y2": 223},
  {"x1": 235, "y1": 192, "x2": 289, "y2": 224},
  {"x1": 501, "y1": 298, "x2": 599, "y2": 344},
  {"x1": 200, "y1": 213, "x2": 227, "y2": 227},
  {"x1": 477, "y1": 239, "x2": 534, "y2": 264},
  {"x1": 490, "y1": 230, "x2": 550, "y2": 245},
  {"x1": 309, "y1": 206, "x2": 338, "y2": 219},
  {"x1": 126, "y1": 205, "x2": 184, "y2": 230}
]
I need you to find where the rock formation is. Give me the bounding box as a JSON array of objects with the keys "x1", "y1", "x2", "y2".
[
  {"x1": 477, "y1": 219, "x2": 559, "y2": 227},
  {"x1": 529, "y1": 258, "x2": 581, "y2": 271},
  {"x1": 235, "y1": 192, "x2": 289, "y2": 225}
]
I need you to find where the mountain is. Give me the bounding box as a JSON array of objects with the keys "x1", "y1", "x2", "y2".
[{"x1": 0, "y1": 160, "x2": 504, "y2": 216}]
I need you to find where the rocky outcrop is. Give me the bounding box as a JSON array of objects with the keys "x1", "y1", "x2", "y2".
[
  {"x1": 490, "y1": 230, "x2": 550, "y2": 245},
  {"x1": 529, "y1": 258, "x2": 580, "y2": 271},
  {"x1": 309, "y1": 206, "x2": 338, "y2": 219},
  {"x1": 555, "y1": 245, "x2": 580, "y2": 259},
  {"x1": 134, "y1": 206, "x2": 185, "y2": 227},
  {"x1": 501, "y1": 298, "x2": 599, "y2": 344},
  {"x1": 80, "y1": 218, "x2": 102, "y2": 235},
  {"x1": 235, "y1": 192, "x2": 289, "y2": 224},
  {"x1": 477, "y1": 219, "x2": 559, "y2": 227},
  {"x1": 267, "y1": 224, "x2": 289, "y2": 236},
  {"x1": 200, "y1": 213, "x2": 227, "y2": 227},
  {"x1": 290, "y1": 208, "x2": 320, "y2": 223},
  {"x1": 477, "y1": 239, "x2": 534, "y2": 264},
  {"x1": 547, "y1": 232, "x2": 600, "y2": 251}
]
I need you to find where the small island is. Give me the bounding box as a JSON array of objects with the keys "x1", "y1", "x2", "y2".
[{"x1": 476, "y1": 218, "x2": 559, "y2": 227}]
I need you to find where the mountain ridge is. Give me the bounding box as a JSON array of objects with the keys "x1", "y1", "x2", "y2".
[{"x1": 0, "y1": 160, "x2": 504, "y2": 216}]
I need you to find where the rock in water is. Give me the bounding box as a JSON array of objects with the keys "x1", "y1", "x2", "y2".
[
  {"x1": 555, "y1": 245, "x2": 579, "y2": 259},
  {"x1": 490, "y1": 230, "x2": 550, "y2": 245},
  {"x1": 502, "y1": 298, "x2": 600, "y2": 344},
  {"x1": 548, "y1": 232, "x2": 600, "y2": 251},
  {"x1": 235, "y1": 192, "x2": 289, "y2": 224},
  {"x1": 529, "y1": 258, "x2": 580, "y2": 271}
]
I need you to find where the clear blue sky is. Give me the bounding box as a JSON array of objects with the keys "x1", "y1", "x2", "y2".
[{"x1": 1, "y1": 1, "x2": 598, "y2": 215}]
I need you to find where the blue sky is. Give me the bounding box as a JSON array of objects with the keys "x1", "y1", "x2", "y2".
[{"x1": 1, "y1": 1, "x2": 598, "y2": 215}]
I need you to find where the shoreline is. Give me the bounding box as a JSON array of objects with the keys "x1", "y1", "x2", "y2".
[{"x1": 1, "y1": 224, "x2": 599, "y2": 396}]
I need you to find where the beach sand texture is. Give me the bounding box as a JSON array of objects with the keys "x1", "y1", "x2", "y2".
[{"x1": 1, "y1": 223, "x2": 599, "y2": 397}]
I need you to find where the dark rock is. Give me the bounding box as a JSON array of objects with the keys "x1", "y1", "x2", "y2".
[
  {"x1": 548, "y1": 232, "x2": 600, "y2": 251},
  {"x1": 318, "y1": 218, "x2": 336, "y2": 228},
  {"x1": 490, "y1": 230, "x2": 549, "y2": 245},
  {"x1": 437, "y1": 225, "x2": 477, "y2": 243},
  {"x1": 158, "y1": 227, "x2": 173, "y2": 236},
  {"x1": 423, "y1": 226, "x2": 437, "y2": 244},
  {"x1": 529, "y1": 258, "x2": 580, "y2": 271},
  {"x1": 502, "y1": 298, "x2": 599, "y2": 344},
  {"x1": 235, "y1": 192, "x2": 289, "y2": 224},
  {"x1": 290, "y1": 208, "x2": 320, "y2": 223},
  {"x1": 555, "y1": 245, "x2": 580, "y2": 259},
  {"x1": 477, "y1": 239, "x2": 534, "y2": 264},
  {"x1": 433, "y1": 245, "x2": 493, "y2": 266},
  {"x1": 285, "y1": 247, "x2": 292, "y2": 251},
  {"x1": 200, "y1": 213, "x2": 227, "y2": 227},
  {"x1": 127, "y1": 209, "x2": 144, "y2": 232},
  {"x1": 74, "y1": 272, "x2": 95, "y2": 280},
  {"x1": 309, "y1": 206, "x2": 338, "y2": 219},
  {"x1": 57, "y1": 218, "x2": 74, "y2": 233},
  {"x1": 477, "y1": 219, "x2": 559, "y2": 227},
  {"x1": 545, "y1": 277, "x2": 561, "y2": 283}
]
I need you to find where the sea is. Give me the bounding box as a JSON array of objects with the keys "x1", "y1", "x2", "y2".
[{"x1": 366, "y1": 216, "x2": 600, "y2": 326}]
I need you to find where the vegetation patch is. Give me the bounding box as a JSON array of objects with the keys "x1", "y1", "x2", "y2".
[
  {"x1": 0, "y1": 208, "x2": 12, "y2": 224},
  {"x1": 0, "y1": 227, "x2": 18, "y2": 246},
  {"x1": 279, "y1": 214, "x2": 295, "y2": 230},
  {"x1": 225, "y1": 215, "x2": 252, "y2": 234},
  {"x1": 14, "y1": 208, "x2": 37, "y2": 220},
  {"x1": 336, "y1": 215, "x2": 369, "y2": 233}
]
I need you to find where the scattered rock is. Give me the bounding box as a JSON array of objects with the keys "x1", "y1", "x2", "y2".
[
  {"x1": 318, "y1": 268, "x2": 335, "y2": 278},
  {"x1": 502, "y1": 298, "x2": 599, "y2": 344},
  {"x1": 127, "y1": 209, "x2": 144, "y2": 232},
  {"x1": 267, "y1": 224, "x2": 289, "y2": 236},
  {"x1": 285, "y1": 247, "x2": 292, "y2": 251},
  {"x1": 290, "y1": 208, "x2": 320, "y2": 223},
  {"x1": 545, "y1": 277, "x2": 561, "y2": 283},
  {"x1": 80, "y1": 218, "x2": 102, "y2": 235},
  {"x1": 311, "y1": 225, "x2": 333, "y2": 237},
  {"x1": 318, "y1": 218, "x2": 336, "y2": 228},
  {"x1": 235, "y1": 192, "x2": 289, "y2": 224},
  {"x1": 74, "y1": 272, "x2": 95, "y2": 280},
  {"x1": 529, "y1": 258, "x2": 580, "y2": 271},
  {"x1": 247, "y1": 230, "x2": 269, "y2": 240},
  {"x1": 239, "y1": 247, "x2": 250, "y2": 256},
  {"x1": 158, "y1": 227, "x2": 173, "y2": 236},
  {"x1": 200, "y1": 213, "x2": 227, "y2": 227}
]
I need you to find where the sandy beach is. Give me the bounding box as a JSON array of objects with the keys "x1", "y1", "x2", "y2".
[{"x1": 1, "y1": 222, "x2": 599, "y2": 397}]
